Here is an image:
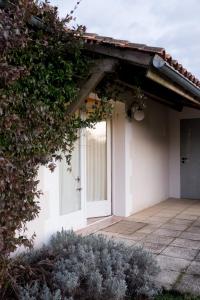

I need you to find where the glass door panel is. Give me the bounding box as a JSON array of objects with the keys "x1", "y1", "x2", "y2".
[
  {"x1": 86, "y1": 121, "x2": 111, "y2": 217},
  {"x1": 60, "y1": 140, "x2": 81, "y2": 215},
  {"x1": 55, "y1": 137, "x2": 86, "y2": 231}
]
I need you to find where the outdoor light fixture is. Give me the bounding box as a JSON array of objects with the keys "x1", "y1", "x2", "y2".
[
  {"x1": 125, "y1": 87, "x2": 147, "y2": 121},
  {"x1": 133, "y1": 109, "x2": 145, "y2": 121},
  {"x1": 132, "y1": 87, "x2": 146, "y2": 121},
  {"x1": 131, "y1": 98, "x2": 146, "y2": 122}
]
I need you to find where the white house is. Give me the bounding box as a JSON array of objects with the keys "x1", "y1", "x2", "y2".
[{"x1": 26, "y1": 34, "x2": 200, "y2": 246}]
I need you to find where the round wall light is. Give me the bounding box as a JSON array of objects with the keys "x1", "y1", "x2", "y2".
[{"x1": 133, "y1": 110, "x2": 145, "y2": 121}]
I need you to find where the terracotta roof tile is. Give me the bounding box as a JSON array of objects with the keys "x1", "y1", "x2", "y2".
[{"x1": 83, "y1": 33, "x2": 200, "y2": 88}]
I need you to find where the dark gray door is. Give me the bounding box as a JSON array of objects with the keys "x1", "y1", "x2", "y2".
[{"x1": 180, "y1": 118, "x2": 200, "y2": 199}]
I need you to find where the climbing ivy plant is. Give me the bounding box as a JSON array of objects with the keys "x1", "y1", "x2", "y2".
[{"x1": 0, "y1": 0, "x2": 111, "y2": 288}]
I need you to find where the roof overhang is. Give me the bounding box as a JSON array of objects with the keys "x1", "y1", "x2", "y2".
[
  {"x1": 84, "y1": 42, "x2": 152, "y2": 67},
  {"x1": 84, "y1": 40, "x2": 200, "y2": 109},
  {"x1": 146, "y1": 67, "x2": 200, "y2": 107},
  {"x1": 151, "y1": 55, "x2": 200, "y2": 100}
]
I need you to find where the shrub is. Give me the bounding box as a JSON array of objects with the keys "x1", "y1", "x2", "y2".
[
  {"x1": 0, "y1": 0, "x2": 111, "y2": 288},
  {"x1": 0, "y1": 0, "x2": 111, "y2": 257},
  {"x1": 11, "y1": 231, "x2": 160, "y2": 300}
]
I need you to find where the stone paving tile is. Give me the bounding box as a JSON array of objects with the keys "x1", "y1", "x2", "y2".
[
  {"x1": 194, "y1": 252, "x2": 200, "y2": 262},
  {"x1": 168, "y1": 218, "x2": 193, "y2": 225},
  {"x1": 175, "y1": 274, "x2": 200, "y2": 296},
  {"x1": 186, "y1": 226, "x2": 200, "y2": 234},
  {"x1": 162, "y1": 245, "x2": 198, "y2": 260},
  {"x1": 193, "y1": 220, "x2": 200, "y2": 227},
  {"x1": 77, "y1": 217, "x2": 123, "y2": 236},
  {"x1": 111, "y1": 237, "x2": 137, "y2": 247},
  {"x1": 129, "y1": 209, "x2": 161, "y2": 218},
  {"x1": 162, "y1": 203, "x2": 188, "y2": 208},
  {"x1": 138, "y1": 242, "x2": 167, "y2": 254},
  {"x1": 155, "y1": 270, "x2": 180, "y2": 290},
  {"x1": 156, "y1": 255, "x2": 190, "y2": 272},
  {"x1": 171, "y1": 238, "x2": 200, "y2": 250},
  {"x1": 144, "y1": 234, "x2": 174, "y2": 245},
  {"x1": 88, "y1": 199, "x2": 200, "y2": 296},
  {"x1": 136, "y1": 224, "x2": 159, "y2": 234},
  {"x1": 154, "y1": 209, "x2": 177, "y2": 219},
  {"x1": 155, "y1": 211, "x2": 179, "y2": 218},
  {"x1": 180, "y1": 231, "x2": 200, "y2": 241},
  {"x1": 176, "y1": 214, "x2": 199, "y2": 221},
  {"x1": 96, "y1": 230, "x2": 119, "y2": 237},
  {"x1": 143, "y1": 207, "x2": 162, "y2": 212},
  {"x1": 187, "y1": 261, "x2": 200, "y2": 275},
  {"x1": 185, "y1": 212, "x2": 200, "y2": 217},
  {"x1": 153, "y1": 228, "x2": 181, "y2": 238},
  {"x1": 146, "y1": 216, "x2": 171, "y2": 225},
  {"x1": 184, "y1": 209, "x2": 200, "y2": 216},
  {"x1": 103, "y1": 220, "x2": 146, "y2": 235},
  {"x1": 127, "y1": 218, "x2": 147, "y2": 223},
  {"x1": 161, "y1": 223, "x2": 189, "y2": 231},
  {"x1": 119, "y1": 232, "x2": 147, "y2": 241},
  {"x1": 163, "y1": 208, "x2": 186, "y2": 213},
  {"x1": 164, "y1": 203, "x2": 190, "y2": 208},
  {"x1": 126, "y1": 215, "x2": 146, "y2": 221}
]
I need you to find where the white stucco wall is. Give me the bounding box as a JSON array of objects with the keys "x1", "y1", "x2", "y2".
[
  {"x1": 25, "y1": 159, "x2": 86, "y2": 248},
  {"x1": 112, "y1": 100, "x2": 170, "y2": 217},
  {"x1": 25, "y1": 166, "x2": 55, "y2": 247},
  {"x1": 112, "y1": 102, "x2": 127, "y2": 216},
  {"x1": 24, "y1": 99, "x2": 200, "y2": 247},
  {"x1": 169, "y1": 107, "x2": 200, "y2": 198},
  {"x1": 125, "y1": 99, "x2": 170, "y2": 215}
]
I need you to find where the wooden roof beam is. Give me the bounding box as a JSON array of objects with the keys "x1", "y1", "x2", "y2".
[
  {"x1": 114, "y1": 79, "x2": 184, "y2": 112},
  {"x1": 85, "y1": 43, "x2": 152, "y2": 67},
  {"x1": 67, "y1": 58, "x2": 118, "y2": 115}
]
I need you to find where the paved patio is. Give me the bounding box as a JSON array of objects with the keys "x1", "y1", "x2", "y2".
[{"x1": 84, "y1": 198, "x2": 200, "y2": 295}]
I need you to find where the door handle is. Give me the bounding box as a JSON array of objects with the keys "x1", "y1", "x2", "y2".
[
  {"x1": 75, "y1": 176, "x2": 80, "y2": 182},
  {"x1": 181, "y1": 157, "x2": 188, "y2": 163},
  {"x1": 75, "y1": 176, "x2": 81, "y2": 191}
]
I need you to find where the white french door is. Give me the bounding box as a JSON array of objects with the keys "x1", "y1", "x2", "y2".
[
  {"x1": 44, "y1": 135, "x2": 86, "y2": 236},
  {"x1": 44, "y1": 120, "x2": 111, "y2": 237},
  {"x1": 85, "y1": 120, "x2": 111, "y2": 218},
  {"x1": 57, "y1": 137, "x2": 86, "y2": 229}
]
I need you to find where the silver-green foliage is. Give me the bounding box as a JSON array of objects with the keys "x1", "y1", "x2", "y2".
[{"x1": 17, "y1": 231, "x2": 160, "y2": 300}]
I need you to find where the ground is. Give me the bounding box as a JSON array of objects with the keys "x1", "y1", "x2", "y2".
[
  {"x1": 78, "y1": 198, "x2": 200, "y2": 296},
  {"x1": 155, "y1": 291, "x2": 200, "y2": 300}
]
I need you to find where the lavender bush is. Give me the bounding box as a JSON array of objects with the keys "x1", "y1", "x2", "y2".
[{"x1": 15, "y1": 231, "x2": 160, "y2": 300}]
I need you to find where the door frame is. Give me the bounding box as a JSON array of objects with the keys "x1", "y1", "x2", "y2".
[
  {"x1": 180, "y1": 117, "x2": 200, "y2": 199},
  {"x1": 168, "y1": 109, "x2": 200, "y2": 199},
  {"x1": 84, "y1": 119, "x2": 112, "y2": 218},
  {"x1": 43, "y1": 119, "x2": 113, "y2": 236},
  {"x1": 44, "y1": 132, "x2": 87, "y2": 235}
]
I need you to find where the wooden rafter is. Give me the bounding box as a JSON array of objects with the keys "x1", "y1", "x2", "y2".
[
  {"x1": 114, "y1": 79, "x2": 184, "y2": 112},
  {"x1": 67, "y1": 58, "x2": 118, "y2": 115}
]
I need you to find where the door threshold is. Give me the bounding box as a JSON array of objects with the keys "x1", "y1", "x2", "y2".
[
  {"x1": 76, "y1": 215, "x2": 123, "y2": 236},
  {"x1": 87, "y1": 216, "x2": 111, "y2": 226}
]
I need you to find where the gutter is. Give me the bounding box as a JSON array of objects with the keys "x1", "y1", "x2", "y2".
[
  {"x1": 152, "y1": 54, "x2": 200, "y2": 99},
  {"x1": 146, "y1": 68, "x2": 200, "y2": 105}
]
